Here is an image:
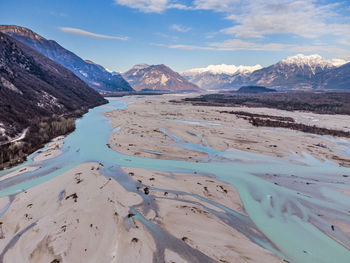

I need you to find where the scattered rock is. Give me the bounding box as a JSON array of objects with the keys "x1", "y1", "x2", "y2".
[
  {"x1": 65, "y1": 193, "x2": 78, "y2": 202},
  {"x1": 128, "y1": 213, "x2": 135, "y2": 218},
  {"x1": 144, "y1": 187, "x2": 150, "y2": 195}
]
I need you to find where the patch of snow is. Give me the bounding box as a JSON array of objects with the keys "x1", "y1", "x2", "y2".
[
  {"x1": 0, "y1": 123, "x2": 5, "y2": 135},
  {"x1": 330, "y1": 58, "x2": 349, "y2": 67},
  {"x1": 131, "y1": 64, "x2": 149, "y2": 70},
  {"x1": 182, "y1": 64, "x2": 262, "y2": 76},
  {"x1": 160, "y1": 74, "x2": 169, "y2": 85},
  {"x1": 280, "y1": 54, "x2": 346, "y2": 68},
  {"x1": 145, "y1": 77, "x2": 160, "y2": 85},
  {"x1": 91, "y1": 81, "x2": 101, "y2": 87},
  {"x1": 1, "y1": 77, "x2": 22, "y2": 94},
  {"x1": 79, "y1": 70, "x2": 88, "y2": 77},
  {"x1": 37, "y1": 91, "x2": 63, "y2": 109},
  {"x1": 10, "y1": 128, "x2": 28, "y2": 143}
]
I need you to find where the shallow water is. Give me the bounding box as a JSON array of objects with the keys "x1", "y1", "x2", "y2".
[{"x1": 0, "y1": 98, "x2": 350, "y2": 263}]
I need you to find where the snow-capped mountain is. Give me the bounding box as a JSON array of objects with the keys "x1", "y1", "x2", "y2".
[
  {"x1": 183, "y1": 54, "x2": 349, "y2": 91},
  {"x1": 0, "y1": 25, "x2": 133, "y2": 92},
  {"x1": 247, "y1": 54, "x2": 344, "y2": 90},
  {"x1": 123, "y1": 64, "x2": 200, "y2": 92},
  {"x1": 183, "y1": 64, "x2": 262, "y2": 76},
  {"x1": 280, "y1": 54, "x2": 334, "y2": 69},
  {"x1": 181, "y1": 64, "x2": 262, "y2": 90}
]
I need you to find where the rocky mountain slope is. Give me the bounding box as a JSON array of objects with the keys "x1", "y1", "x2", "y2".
[
  {"x1": 247, "y1": 54, "x2": 339, "y2": 90},
  {"x1": 0, "y1": 25, "x2": 133, "y2": 92},
  {"x1": 314, "y1": 62, "x2": 350, "y2": 90},
  {"x1": 0, "y1": 32, "x2": 107, "y2": 167},
  {"x1": 123, "y1": 64, "x2": 200, "y2": 92}
]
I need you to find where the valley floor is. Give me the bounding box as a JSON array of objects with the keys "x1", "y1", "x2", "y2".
[
  {"x1": 106, "y1": 95, "x2": 350, "y2": 166},
  {"x1": 0, "y1": 94, "x2": 350, "y2": 262}
]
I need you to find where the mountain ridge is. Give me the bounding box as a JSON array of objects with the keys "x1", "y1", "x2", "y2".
[
  {"x1": 183, "y1": 54, "x2": 350, "y2": 91},
  {"x1": 0, "y1": 25, "x2": 133, "y2": 92}
]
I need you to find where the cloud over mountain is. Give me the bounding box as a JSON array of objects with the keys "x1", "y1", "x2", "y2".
[{"x1": 59, "y1": 27, "x2": 128, "y2": 40}]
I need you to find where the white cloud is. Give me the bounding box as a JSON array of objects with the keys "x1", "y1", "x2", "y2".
[
  {"x1": 338, "y1": 39, "x2": 350, "y2": 46},
  {"x1": 152, "y1": 39, "x2": 350, "y2": 58},
  {"x1": 169, "y1": 44, "x2": 214, "y2": 50},
  {"x1": 115, "y1": 0, "x2": 350, "y2": 58},
  {"x1": 114, "y1": 0, "x2": 349, "y2": 40},
  {"x1": 220, "y1": 0, "x2": 338, "y2": 39},
  {"x1": 59, "y1": 27, "x2": 128, "y2": 40},
  {"x1": 170, "y1": 24, "x2": 192, "y2": 32},
  {"x1": 155, "y1": 32, "x2": 179, "y2": 41},
  {"x1": 193, "y1": 0, "x2": 241, "y2": 12},
  {"x1": 114, "y1": 0, "x2": 170, "y2": 13}
]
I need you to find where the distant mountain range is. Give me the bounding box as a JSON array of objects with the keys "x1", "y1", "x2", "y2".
[
  {"x1": 0, "y1": 25, "x2": 133, "y2": 92},
  {"x1": 0, "y1": 31, "x2": 106, "y2": 141},
  {"x1": 182, "y1": 64, "x2": 262, "y2": 90},
  {"x1": 182, "y1": 54, "x2": 350, "y2": 91},
  {"x1": 123, "y1": 64, "x2": 200, "y2": 92},
  {"x1": 1, "y1": 25, "x2": 349, "y2": 94}
]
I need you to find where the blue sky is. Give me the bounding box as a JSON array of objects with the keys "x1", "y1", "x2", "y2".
[{"x1": 0, "y1": 0, "x2": 349, "y2": 72}]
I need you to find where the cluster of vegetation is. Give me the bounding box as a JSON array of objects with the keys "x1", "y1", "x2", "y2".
[
  {"x1": 219, "y1": 110, "x2": 350, "y2": 138},
  {"x1": 0, "y1": 114, "x2": 78, "y2": 170},
  {"x1": 249, "y1": 117, "x2": 350, "y2": 138},
  {"x1": 219, "y1": 110, "x2": 295, "y2": 122},
  {"x1": 235, "y1": 86, "x2": 277, "y2": 93},
  {"x1": 183, "y1": 92, "x2": 350, "y2": 115}
]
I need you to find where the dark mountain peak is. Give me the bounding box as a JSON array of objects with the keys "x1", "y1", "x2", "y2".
[
  {"x1": 149, "y1": 64, "x2": 174, "y2": 73},
  {"x1": 132, "y1": 63, "x2": 150, "y2": 70},
  {"x1": 85, "y1": 59, "x2": 98, "y2": 65},
  {"x1": 152, "y1": 63, "x2": 167, "y2": 68},
  {"x1": 0, "y1": 25, "x2": 46, "y2": 41}
]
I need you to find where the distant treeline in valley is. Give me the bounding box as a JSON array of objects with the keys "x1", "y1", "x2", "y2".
[
  {"x1": 249, "y1": 117, "x2": 350, "y2": 138},
  {"x1": 219, "y1": 110, "x2": 350, "y2": 138},
  {"x1": 183, "y1": 92, "x2": 350, "y2": 115}
]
